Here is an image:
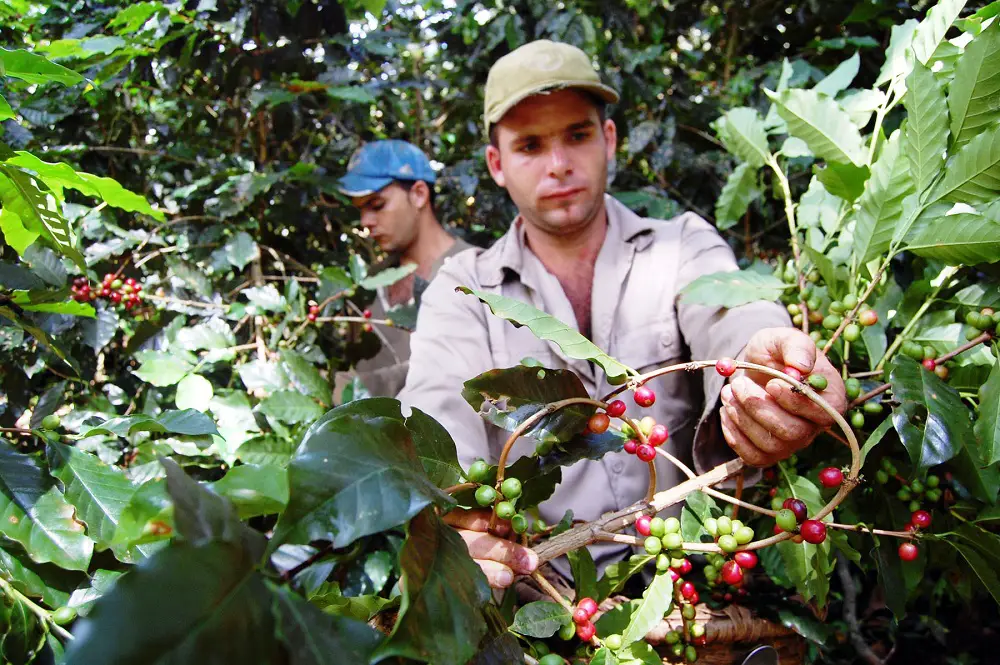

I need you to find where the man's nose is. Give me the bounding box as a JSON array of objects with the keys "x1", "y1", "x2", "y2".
[
  {"x1": 547, "y1": 143, "x2": 572, "y2": 178},
  {"x1": 360, "y1": 210, "x2": 377, "y2": 229}
]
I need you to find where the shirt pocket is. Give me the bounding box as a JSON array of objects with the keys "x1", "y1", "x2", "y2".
[{"x1": 613, "y1": 319, "x2": 684, "y2": 374}]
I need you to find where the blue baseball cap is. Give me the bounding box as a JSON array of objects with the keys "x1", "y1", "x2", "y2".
[{"x1": 337, "y1": 139, "x2": 437, "y2": 197}]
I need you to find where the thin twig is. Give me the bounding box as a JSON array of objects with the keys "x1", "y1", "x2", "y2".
[
  {"x1": 0, "y1": 575, "x2": 73, "y2": 642},
  {"x1": 850, "y1": 370, "x2": 884, "y2": 379},
  {"x1": 823, "y1": 266, "x2": 886, "y2": 354},
  {"x1": 444, "y1": 482, "x2": 476, "y2": 495},
  {"x1": 848, "y1": 383, "x2": 892, "y2": 411},
  {"x1": 837, "y1": 555, "x2": 887, "y2": 665}
]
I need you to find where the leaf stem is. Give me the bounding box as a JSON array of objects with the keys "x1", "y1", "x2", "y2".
[
  {"x1": 875, "y1": 266, "x2": 959, "y2": 371},
  {"x1": 823, "y1": 264, "x2": 886, "y2": 354},
  {"x1": 766, "y1": 154, "x2": 808, "y2": 333},
  {"x1": 0, "y1": 575, "x2": 74, "y2": 642}
]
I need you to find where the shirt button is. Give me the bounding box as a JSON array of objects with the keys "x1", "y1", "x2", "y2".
[
  {"x1": 611, "y1": 461, "x2": 624, "y2": 473},
  {"x1": 660, "y1": 331, "x2": 673, "y2": 347}
]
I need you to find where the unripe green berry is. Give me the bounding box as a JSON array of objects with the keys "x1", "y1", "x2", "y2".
[
  {"x1": 793, "y1": 314, "x2": 804, "y2": 326},
  {"x1": 843, "y1": 294, "x2": 859, "y2": 310},
  {"x1": 730, "y1": 519, "x2": 743, "y2": 533},
  {"x1": 807, "y1": 297, "x2": 822, "y2": 311},
  {"x1": 735, "y1": 526, "x2": 755, "y2": 545},
  {"x1": 536, "y1": 440, "x2": 554, "y2": 456},
  {"x1": 807, "y1": 374, "x2": 828, "y2": 391},
  {"x1": 40, "y1": 414, "x2": 61, "y2": 430},
  {"x1": 830, "y1": 300, "x2": 845, "y2": 313},
  {"x1": 923, "y1": 346, "x2": 937, "y2": 362},
  {"x1": 682, "y1": 605, "x2": 697, "y2": 620},
  {"x1": 662, "y1": 532, "x2": 683, "y2": 551},
  {"x1": 644, "y1": 536, "x2": 663, "y2": 555},
  {"x1": 604, "y1": 634, "x2": 623, "y2": 651},
  {"x1": 656, "y1": 553, "x2": 671, "y2": 572},
  {"x1": 843, "y1": 323, "x2": 861, "y2": 342},
  {"x1": 776, "y1": 509, "x2": 797, "y2": 532},
  {"x1": 718, "y1": 534, "x2": 738, "y2": 553},
  {"x1": 876, "y1": 469, "x2": 889, "y2": 484},
  {"x1": 501, "y1": 478, "x2": 522, "y2": 500},
  {"x1": 926, "y1": 488, "x2": 942, "y2": 502},
  {"x1": 664, "y1": 517, "x2": 681, "y2": 534},
  {"x1": 716, "y1": 516, "x2": 732, "y2": 536},
  {"x1": 110, "y1": 279, "x2": 122, "y2": 289},
  {"x1": 685, "y1": 645, "x2": 698, "y2": 662},
  {"x1": 649, "y1": 517, "x2": 666, "y2": 537},
  {"x1": 850, "y1": 410, "x2": 865, "y2": 428},
  {"x1": 863, "y1": 400, "x2": 883, "y2": 414},
  {"x1": 845, "y1": 378, "x2": 861, "y2": 399},
  {"x1": 967, "y1": 326, "x2": 984, "y2": 341},
  {"x1": 560, "y1": 620, "x2": 576, "y2": 641},
  {"x1": 823, "y1": 314, "x2": 842, "y2": 330},
  {"x1": 902, "y1": 341, "x2": 925, "y2": 360},
  {"x1": 926, "y1": 475, "x2": 940, "y2": 488},
  {"x1": 704, "y1": 517, "x2": 718, "y2": 537},
  {"x1": 771, "y1": 496, "x2": 785, "y2": 511},
  {"x1": 475, "y1": 485, "x2": 497, "y2": 507},
  {"x1": 534, "y1": 519, "x2": 547, "y2": 533},
  {"x1": 910, "y1": 479, "x2": 924, "y2": 494},
  {"x1": 495, "y1": 501, "x2": 516, "y2": 520},
  {"x1": 534, "y1": 642, "x2": 550, "y2": 657},
  {"x1": 466, "y1": 459, "x2": 490, "y2": 483},
  {"x1": 908, "y1": 500, "x2": 922, "y2": 513},
  {"x1": 787, "y1": 303, "x2": 800, "y2": 316},
  {"x1": 672, "y1": 643, "x2": 685, "y2": 657},
  {"x1": 511, "y1": 513, "x2": 529, "y2": 534},
  {"x1": 665, "y1": 630, "x2": 681, "y2": 645},
  {"x1": 897, "y1": 488, "x2": 911, "y2": 502},
  {"x1": 51, "y1": 606, "x2": 76, "y2": 625}
]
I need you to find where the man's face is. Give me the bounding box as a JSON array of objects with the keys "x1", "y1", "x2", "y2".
[
  {"x1": 485, "y1": 89, "x2": 617, "y2": 238},
  {"x1": 351, "y1": 182, "x2": 421, "y2": 254}
]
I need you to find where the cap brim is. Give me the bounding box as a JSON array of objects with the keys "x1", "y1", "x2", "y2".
[
  {"x1": 485, "y1": 80, "x2": 620, "y2": 133},
  {"x1": 336, "y1": 173, "x2": 395, "y2": 197}
]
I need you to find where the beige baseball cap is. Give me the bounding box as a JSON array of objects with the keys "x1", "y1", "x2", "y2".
[{"x1": 483, "y1": 39, "x2": 619, "y2": 136}]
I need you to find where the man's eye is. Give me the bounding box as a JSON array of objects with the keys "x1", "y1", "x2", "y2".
[
  {"x1": 571, "y1": 131, "x2": 589, "y2": 141},
  {"x1": 518, "y1": 142, "x2": 539, "y2": 153}
]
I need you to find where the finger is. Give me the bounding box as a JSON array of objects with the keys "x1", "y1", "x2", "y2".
[
  {"x1": 740, "y1": 328, "x2": 817, "y2": 386},
  {"x1": 729, "y1": 376, "x2": 816, "y2": 444},
  {"x1": 719, "y1": 404, "x2": 780, "y2": 467},
  {"x1": 476, "y1": 559, "x2": 517, "y2": 589},
  {"x1": 456, "y1": 529, "x2": 538, "y2": 575},
  {"x1": 444, "y1": 507, "x2": 511, "y2": 537},
  {"x1": 763, "y1": 355, "x2": 847, "y2": 426},
  {"x1": 723, "y1": 397, "x2": 809, "y2": 460}
]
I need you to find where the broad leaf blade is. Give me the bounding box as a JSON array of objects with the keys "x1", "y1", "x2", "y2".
[
  {"x1": 976, "y1": 358, "x2": 1000, "y2": 466},
  {"x1": 359, "y1": 263, "x2": 417, "y2": 290},
  {"x1": 279, "y1": 350, "x2": 330, "y2": 403},
  {"x1": 209, "y1": 464, "x2": 289, "y2": 519},
  {"x1": 714, "y1": 162, "x2": 759, "y2": 231},
  {"x1": 904, "y1": 62, "x2": 950, "y2": 194},
  {"x1": 0, "y1": 167, "x2": 86, "y2": 270},
  {"x1": 596, "y1": 554, "x2": 653, "y2": 602},
  {"x1": 569, "y1": 546, "x2": 598, "y2": 604},
  {"x1": 258, "y1": 390, "x2": 323, "y2": 425},
  {"x1": 766, "y1": 88, "x2": 867, "y2": 166},
  {"x1": 713, "y1": 107, "x2": 770, "y2": 168},
  {"x1": 678, "y1": 269, "x2": 789, "y2": 308},
  {"x1": 271, "y1": 584, "x2": 383, "y2": 664},
  {"x1": 906, "y1": 212, "x2": 1000, "y2": 264},
  {"x1": 457, "y1": 287, "x2": 633, "y2": 382},
  {"x1": 404, "y1": 406, "x2": 463, "y2": 489},
  {"x1": 911, "y1": 0, "x2": 968, "y2": 66},
  {"x1": 621, "y1": 570, "x2": 673, "y2": 648},
  {"x1": 929, "y1": 123, "x2": 1000, "y2": 204},
  {"x1": 509, "y1": 600, "x2": 571, "y2": 638},
  {"x1": 853, "y1": 131, "x2": 915, "y2": 266},
  {"x1": 949, "y1": 20, "x2": 1000, "y2": 149},
  {"x1": 0, "y1": 48, "x2": 84, "y2": 86}
]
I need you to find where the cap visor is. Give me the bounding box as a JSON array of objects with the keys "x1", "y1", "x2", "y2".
[
  {"x1": 336, "y1": 173, "x2": 394, "y2": 197},
  {"x1": 487, "y1": 80, "x2": 620, "y2": 129}
]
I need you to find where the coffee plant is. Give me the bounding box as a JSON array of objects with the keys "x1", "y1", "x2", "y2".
[{"x1": 1, "y1": 1, "x2": 1000, "y2": 664}]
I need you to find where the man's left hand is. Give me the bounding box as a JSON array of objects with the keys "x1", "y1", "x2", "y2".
[{"x1": 719, "y1": 327, "x2": 848, "y2": 467}]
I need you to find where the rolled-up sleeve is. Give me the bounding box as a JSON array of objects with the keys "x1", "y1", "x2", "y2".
[
  {"x1": 397, "y1": 262, "x2": 493, "y2": 469},
  {"x1": 673, "y1": 213, "x2": 792, "y2": 474}
]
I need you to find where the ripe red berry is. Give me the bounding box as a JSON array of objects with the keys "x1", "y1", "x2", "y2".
[
  {"x1": 800, "y1": 520, "x2": 827, "y2": 544},
  {"x1": 110, "y1": 291, "x2": 122, "y2": 304},
  {"x1": 721, "y1": 560, "x2": 744, "y2": 586},
  {"x1": 768, "y1": 487, "x2": 778, "y2": 497},
  {"x1": 669, "y1": 570, "x2": 681, "y2": 582},
  {"x1": 577, "y1": 597, "x2": 598, "y2": 618},
  {"x1": 576, "y1": 620, "x2": 596, "y2": 642},
  {"x1": 763, "y1": 467, "x2": 777, "y2": 483},
  {"x1": 572, "y1": 607, "x2": 590, "y2": 625},
  {"x1": 103, "y1": 273, "x2": 114, "y2": 284},
  {"x1": 647, "y1": 424, "x2": 669, "y2": 447},
  {"x1": 675, "y1": 559, "x2": 693, "y2": 575},
  {"x1": 587, "y1": 413, "x2": 610, "y2": 434},
  {"x1": 898, "y1": 542, "x2": 919, "y2": 562},
  {"x1": 309, "y1": 305, "x2": 319, "y2": 314},
  {"x1": 680, "y1": 581, "x2": 696, "y2": 599},
  {"x1": 623, "y1": 440, "x2": 638, "y2": 455},
  {"x1": 363, "y1": 309, "x2": 372, "y2": 319},
  {"x1": 363, "y1": 323, "x2": 373, "y2": 333},
  {"x1": 125, "y1": 277, "x2": 137, "y2": 287},
  {"x1": 819, "y1": 467, "x2": 844, "y2": 488},
  {"x1": 922, "y1": 358, "x2": 937, "y2": 371},
  {"x1": 715, "y1": 357, "x2": 737, "y2": 377},
  {"x1": 307, "y1": 313, "x2": 318, "y2": 322},
  {"x1": 606, "y1": 399, "x2": 626, "y2": 418},
  {"x1": 688, "y1": 591, "x2": 700, "y2": 604},
  {"x1": 783, "y1": 366, "x2": 803, "y2": 382},
  {"x1": 911, "y1": 510, "x2": 932, "y2": 529},
  {"x1": 636, "y1": 444, "x2": 656, "y2": 462},
  {"x1": 634, "y1": 386, "x2": 656, "y2": 407},
  {"x1": 859, "y1": 310, "x2": 878, "y2": 327},
  {"x1": 724, "y1": 593, "x2": 733, "y2": 602},
  {"x1": 636, "y1": 515, "x2": 652, "y2": 537},
  {"x1": 733, "y1": 551, "x2": 758, "y2": 570},
  {"x1": 783, "y1": 498, "x2": 808, "y2": 523}
]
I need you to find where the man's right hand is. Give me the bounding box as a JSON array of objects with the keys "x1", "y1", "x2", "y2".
[{"x1": 443, "y1": 507, "x2": 539, "y2": 589}]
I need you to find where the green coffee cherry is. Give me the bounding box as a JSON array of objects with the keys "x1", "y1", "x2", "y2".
[
  {"x1": 512, "y1": 514, "x2": 529, "y2": 534},
  {"x1": 656, "y1": 553, "x2": 671, "y2": 572},
  {"x1": 475, "y1": 485, "x2": 497, "y2": 507},
  {"x1": 776, "y1": 509, "x2": 797, "y2": 532},
  {"x1": 735, "y1": 526, "x2": 755, "y2": 544},
  {"x1": 662, "y1": 533, "x2": 683, "y2": 551},
  {"x1": 40, "y1": 414, "x2": 61, "y2": 430},
  {"x1": 534, "y1": 642, "x2": 550, "y2": 657},
  {"x1": 501, "y1": 478, "x2": 522, "y2": 500},
  {"x1": 808, "y1": 374, "x2": 828, "y2": 391},
  {"x1": 787, "y1": 303, "x2": 800, "y2": 316},
  {"x1": 604, "y1": 634, "x2": 623, "y2": 651},
  {"x1": 716, "y1": 516, "x2": 733, "y2": 536},
  {"x1": 876, "y1": 469, "x2": 889, "y2": 484},
  {"x1": 830, "y1": 300, "x2": 845, "y2": 313},
  {"x1": 843, "y1": 323, "x2": 861, "y2": 342},
  {"x1": 649, "y1": 517, "x2": 666, "y2": 538},
  {"x1": 923, "y1": 346, "x2": 937, "y2": 362},
  {"x1": 845, "y1": 377, "x2": 861, "y2": 399},
  {"x1": 851, "y1": 411, "x2": 865, "y2": 428},
  {"x1": 718, "y1": 534, "x2": 738, "y2": 553},
  {"x1": 792, "y1": 314, "x2": 804, "y2": 326},
  {"x1": 686, "y1": 645, "x2": 698, "y2": 663},
  {"x1": 690, "y1": 624, "x2": 706, "y2": 639},
  {"x1": 911, "y1": 479, "x2": 925, "y2": 494},
  {"x1": 926, "y1": 488, "x2": 943, "y2": 502},
  {"x1": 536, "y1": 440, "x2": 554, "y2": 456},
  {"x1": 909, "y1": 500, "x2": 922, "y2": 513},
  {"x1": 927, "y1": 475, "x2": 940, "y2": 488},
  {"x1": 682, "y1": 604, "x2": 697, "y2": 620},
  {"x1": 559, "y1": 620, "x2": 576, "y2": 640},
  {"x1": 704, "y1": 517, "x2": 718, "y2": 537},
  {"x1": 863, "y1": 400, "x2": 883, "y2": 414},
  {"x1": 466, "y1": 459, "x2": 490, "y2": 483},
  {"x1": 771, "y1": 496, "x2": 785, "y2": 511},
  {"x1": 823, "y1": 314, "x2": 842, "y2": 330},
  {"x1": 644, "y1": 536, "x2": 663, "y2": 555},
  {"x1": 897, "y1": 488, "x2": 912, "y2": 502},
  {"x1": 495, "y1": 501, "x2": 516, "y2": 520},
  {"x1": 902, "y1": 341, "x2": 924, "y2": 360},
  {"x1": 843, "y1": 294, "x2": 859, "y2": 309},
  {"x1": 664, "y1": 517, "x2": 681, "y2": 534},
  {"x1": 51, "y1": 606, "x2": 76, "y2": 625},
  {"x1": 665, "y1": 630, "x2": 681, "y2": 645}
]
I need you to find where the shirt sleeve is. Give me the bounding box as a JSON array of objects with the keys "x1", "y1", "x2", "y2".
[
  {"x1": 396, "y1": 261, "x2": 494, "y2": 469},
  {"x1": 672, "y1": 213, "x2": 793, "y2": 474}
]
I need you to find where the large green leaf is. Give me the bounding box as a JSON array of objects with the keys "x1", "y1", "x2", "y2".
[
  {"x1": 903, "y1": 62, "x2": 950, "y2": 195},
  {"x1": 46, "y1": 442, "x2": 141, "y2": 560},
  {"x1": 174, "y1": 373, "x2": 214, "y2": 412},
  {"x1": 621, "y1": 569, "x2": 673, "y2": 648},
  {"x1": 0, "y1": 92, "x2": 12, "y2": 121},
  {"x1": 258, "y1": 390, "x2": 323, "y2": 425},
  {"x1": 775, "y1": 476, "x2": 834, "y2": 607},
  {"x1": 279, "y1": 350, "x2": 330, "y2": 404},
  {"x1": 948, "y1": 20, "x2": 1000, "y2": 149},
  {"x1": 377, "y1": 510, "x2": 491, "y2": 665},
  {"x1": 81, "y1": 409, "x2": 219, "y2": 439},
  {"x1": 0, "y1": 207, "x2": 37, "y2": 256},
  {"x1": 359, "y1": 263, "x2": 418, "y2": 290},
  {"x1": 929, "y1": 123, "x2": 1000, "y2": 204},
  {"x1": 765, "y1": 88, "x2": 867, "y2": 166},
  {"x1": 63, "y1": 542, "x2": 280, "y2": 665},
  {"x1": 680, "y1": 490, "x2": 719, "y2": 543},
  {"x1": 209, "y1": 464, "x2": 289, "y2": 519},
  {"x1": 509, "y1": 600, "x2": 572, "y2": 638},
  {"x1": 906, "y1": 212, "x2": 1000, "y2": 264},
  {"x1": 0, "y1": 166, "x2": 85, "y2": 270},
  {"x1": 976, "y1": 358, "x2": 1000, "y2": 466},
  {"x1": 911, "y1": 0, "x2": 968, "y2": 66},
  {"x1": 569, "y1": 546, "x2": 599, "y2": 604},
  {"x1": 271, "y1": 584, "x2": 383, "y2": 665},
  {"x1": 271, "y1": 410, "x2": 453, "y2": 550},
  {"x1": 890, "y1": 355, "x2": 971, "y2": 471},
  {"x1": 813, "y1": 52, "x2": 860, "y2": 97},
  {"x1": 462, "y1": 365, "x2": 593, "y2": 444},
  {"x1": 853, "y1": 131, "x2": 915, "y2": 266},
  {"x1": 0, "y1": 47, "x2": 84, "y2": 86},
  {"x1": 0, "y1": 547, "x2": 70, "y2": 609},
  {"x1": 876, "y1": 19, "x2": 919, "y2": 86},
  {"x1": 0, "y1": 305, "x2": 72, "y2": 365},
  {"x1": 712, "y1": 107, "x2": 771, "y2": 168},
  {"x1": 0, "y1": 441, "x2": 93, "y2": 571},
  {"x1": 714, "y1": 162, "x2": 759, "y2": 230},
  {"x1": 678, "y1": 269, "x2": 790, "y2": 308},
  {"x1": 457, "y1": 287, "x2": 634, "y2": 382},
  {"x1": 814, "y1": 162, "x2": 870, "y2": 202},
  {"x1": 133, "y1": 350, "x2": 194, "y2": 387},
  {"x1": 403, "y1": 406, "x2": 464, "y2": 489}
]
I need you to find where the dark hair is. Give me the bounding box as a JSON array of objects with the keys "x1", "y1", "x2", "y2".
[
  {"x1": 395, "y1": 179, "x2": 436, "y2": 210},
  {"x1": 488, "y1": 91, "x2": 609, "y2": 147}
]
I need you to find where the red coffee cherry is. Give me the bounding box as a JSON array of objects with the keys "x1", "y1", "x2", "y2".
[
  {"x1": 733, "y1": 551, "x2": 758, "y2": 570},
  {"x1": 647, "y1": 424, "x2": 669, "y2": 447},
  {"x1": 576, "y1": 620, "x2": 596, "y2": 641},
  {"x1": 818, "y1": 467, "x2": 844, "y2": 488},
  {"x1": 636, "y1": 444, "x2": 656, "y2": 462},
  {"x1": 898, "y1": 542, "x2": 919, "y2": 562},
  {"x1": 634, "y1": 386, "x2": 656, "y2": 407},
  {"x1": 721, "y1": 560, "x2": 744, "y2": 586},
  {"x1": 623, "y1": 440, "x2": 638, "y2": 455},
  {"x1": 606, "y1": 399, "x2": 626, "y2": 418},
  {"x1": 800, "y1": 520, "x2": 827, "y2": 544},
  {"x1": 587, "y1": 413, "x2": 610, "y2": 434},
  {"x1": 635, "y1": 515, "x2": 652, "y2": 537},
  {"x1": 715, "y1": 357, "x2": 737, "y2": 377},
  {"x1": 911, "y1": 510, "x2": 932, "y2": 529}
]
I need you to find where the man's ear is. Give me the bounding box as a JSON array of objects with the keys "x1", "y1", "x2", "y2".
[
  {"x1": 602, "y1": 118, "x2": 618, "y2": 163},
  {"x1": 408, "y1": 180, "x2": 432, "y2": 209},
  {"x1": 485, "y1": 144, "x2": 506, "y2": 188}
]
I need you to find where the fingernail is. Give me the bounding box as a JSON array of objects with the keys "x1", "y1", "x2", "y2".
[
  {"x1": 497, "y1": 570, "x2": 513, "y2": 587},
  {"x1": 519, "y1": 549, "x2": 538, "y2": 573}
]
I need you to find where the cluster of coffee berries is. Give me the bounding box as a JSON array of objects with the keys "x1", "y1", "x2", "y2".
[
  {"x1": 875, "y1": 459, "x2": 945, "y2": 511},
  {"x1": 620, "y1": 413, "x2": 669, "y2": 463},
  {"x1": 571, "y1": 597, "x2": 599, "y2": 641},
  {"x1": 467, "y1": 460, "x2": 532, "y2": 534},
  {"x1": 773, "y1": 497, "x2": 827, "y2": 544},
  {"x1": 665, "y1": 559, "x2": 705, "y2": 662},
  {"x1": 636, "y1": 514, "x2": 686, "y2": 559},
  {"x1": 843, "y1": 378, "x2": 886, "y2": 428},
  {"x1": 307, "y1": 304, "x2": 320, "y2": 322},
  {"x1": 72, "y1": 274, "x2": 144, "y2": 311},
  {"x1": 964, "y1": 307, "x2": 998, "y2": 338},
  {"x1": 895, "y1": 509, "x2": 932, "y2": 562}
]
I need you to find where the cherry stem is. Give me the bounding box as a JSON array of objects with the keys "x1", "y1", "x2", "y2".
[
  {"x1": 443, "y1": 482, "x2": 477, "y2": 496},
  {"x1": 822, "y1": 266, "x2": 885, "y2": 354},
  {"x1": 847, "y1": 383, "x2": 892, "y2": 410}
]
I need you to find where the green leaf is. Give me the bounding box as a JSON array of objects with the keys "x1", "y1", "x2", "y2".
[
  {"x1": 81, "y1": 409, "x2": 219, "y2": 438},
  {"x1": 0, "y1": 92, "x2": 13, "y2": 121},
  {"x1": 621, "y1": 570, "x2": 673, "y2": 648},
  {"x1": 271, "y1": 409, "x2": 453, "y2": 550},
  {"x1": 890, "y1": 355, "x2": 970, "y2": 471},
  {"x1": 46, "y1": 442, "x2": 139, "y2": 559},
  {"x1": 0, "y1": 208, "x2": 37, "y2": 256},
  {"x1": 591, "y1": 648, "x2": 620, "y2": 665},
  {"x1": 0, "y1": 440, "x2": 93, "y2": 571},
  {"x1": 948, "y1": 20, "x2": 1000, "y2": 149},
  {"x1": 259, "y1": 390, "x2": 323, "y2": 425},
  {"x1": 813, "y1": 52, "x2": 860, "y2": 97},
  {"x1": 109, "y1": 479, "x2": 172, "y2": 556},
  {"x1": 860, "y1": 416, "x2": 895, "y2": 467},
  {"x1": 911, "y1": 0, "x2": 968, "y2": 66},
  {"x1": 765, "y1": 88, "x2": 867, "y2": 166},
  {"x1": 617, "y1": 640, "x2": 662, "y2": 665},
  {"x1": 133, "y1": 350, "x2": 194, "y2": 387},
  {"x1": 457, "y1": 287, "x2": 634, "y2": 382},
  {"x1": 462, "y1": 365, "x2": 593, "y2": 444},
  {"x1": 244, "y1": 285, "x2": 287, "y2": 312},
  {"x1": 872, "y1": 534, "x2": 908, "y2": 619},
  {"x1": 175, "y1": 373, "x2": 214, "y2": 412},
  {"x1": 976, "y1": 358, "x2": 1000, "y2": 465},
  {"x1": 0, "y1": 47, "x2": 84, "y2": 86},
  {"x1": 176, "y1": 318, "x2": 235, "y2": 357},
  {"x1": 209, "y1": 464, "x2": 288, "y2": 519},
  {"x1": 713, "y1": 107, "x2": 771, "y2": 168},
  {"x1": 237, "y1": 358, "x2": 289, "y2": 393},
  {"x1": 223, "y1": 231, "x2": 257, "y2": 271},
  {"x1": 569, "y1": 546, "x2": 598, "y2": 604},
  {"x1": 904, "y1": 62, "x2": 950, "y2": 194},
  {"x1": 798, "y1": 176, "x2": 844, "y2": 233},
  {"x1": 377, "y1": 510, "x2": 491, "y2": 665},
  {"x1": 327, "y1": 86, "x2": 376, "y2": 103},
  {"x1": 678, "y1": 269, "x2": 790, "y2": 308},
  {"x1": 596, "y1": 554, "x2": 653, "y2": 602},
  {"x1": 814, "y1": 162, "x2": 870, "y2": 202},
  {"x1": 271, "y1": 584, "x2": 383, "y2": 664},
  {"x1": 0, "y1": 304, "x2": 72, "y2": 365},
  {"x1": 28, "y1": 381, "x2": 66, "y2": 429},
  {"x1": 946, "y1": 539, "x2": 1000, "y2": 606},
  {"x1": 714, "y1": 162, "x2": 759, "y2": 231},
  {"x1": 235, "y1": 435, "x2": 297, "y2": 468},
  {"x1": 359, "y1": 263, "x2": 417, "y2": 290},
  {"x1": 681, "y1": 491, "x2": 719, "y2": 543},
  {"x1": 802, "y1": 245, "x2": 839, "y2": 297},
  {"x1": 108, "y1": 3, "x2": 166, "y2": 33},
  {"x1": 82, "y1": 306, "x2": 118, "y2": 351},
  {"x1": 11, "y1": 291, "x2": 94, "y2": 317},
  {"x1": 929, "y1": 123, "x2": 1000, "y2": 204},
  {"x1": 906, "y1": 212, "x2": 1000, "y2": 264},
  {"x1": 876, "y1": 19, "x2": 919, "y2": 86},
  {"x1": 0, "y1": 547, "x2": 70, "y2": 609},
  {"x1": 853, "y1": 131, "x2": 915, "y2": 266},
  {"x1": 67, "y1": 569, "x2": 126, "y2": 617},
  {"x1": 63, "y1": 542, "x2": 280, "y2": 665},
  {"x1": 279, "y1": 350, "x2": 330, "y2": 403},
  {"x1": 0, "y1": 167, "x2": 86, "y2": 271},
  {"x1": 404, "y1": 405, "x2": 464, "y2": 489},
  {"x1": 509, "y1": 600, "x2": 571, "y2": 638}
]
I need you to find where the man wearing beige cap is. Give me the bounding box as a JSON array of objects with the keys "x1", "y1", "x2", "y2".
[{"x1": 397, "y1": 40, "x2": 847, "y2": 589}]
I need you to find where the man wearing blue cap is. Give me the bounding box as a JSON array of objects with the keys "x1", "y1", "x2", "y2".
[{"x1": 333, "y1": 139, "x2": 474, "y2": 402}]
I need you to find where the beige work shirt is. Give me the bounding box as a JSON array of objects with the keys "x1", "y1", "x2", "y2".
[{"x1": 398, "y1": 195, "x2": 790, "y2": 577}]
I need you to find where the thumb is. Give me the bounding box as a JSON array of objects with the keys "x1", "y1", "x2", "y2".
[{"x1": 775, "y1": 328, "x2": 817, "y2": 374}]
